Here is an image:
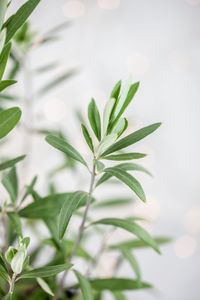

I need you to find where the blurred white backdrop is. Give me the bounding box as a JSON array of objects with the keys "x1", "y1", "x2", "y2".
[{"x1": 4, "y1": 0, "x2": 200, "y2": 299}]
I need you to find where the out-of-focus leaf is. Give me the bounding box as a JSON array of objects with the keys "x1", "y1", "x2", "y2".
[
  {"x1": 101, "y1": 123, "x2": 161, "y2": 156},
  {"x1": 112, "y1": 292, "x2": 126, "y2": 300},
  {"x1": 90, "y1": 218, "x2": 160, "y2": 254},
  {"x1": 35, "y1": 61, "x2": 59, "y2": 74},
  {"x1": 103, "y1": 167, "x2": 146, "y2": 202},
  {"x1": 96, "y1": 162, "x2": 152, "y2": 187},
  {"x1": 88, "y1": 99, "x2": 101, "y2": 141},
  {"x1": 0, "y1": 80, "x2": 16, "y2": 92},
  {"x1": 20, "y1": 263, "x2": 72, "y2": 279},
  {"x1": 0, "y1": 0, "x2": 7, "y2": 31},
  {"x1": 37, "y1": 69, "x2": 77, "y2": 96},
  {"x1": 103, "y1": 152, "x2": 146, "y2": 161},
  {"x1": 92, "y1": 198, "x2": 132, "y2": 209},
  {"x1": 2, "y1": 293, "x2": 12, "y2": 300},
  {"x1": 120, "y1": 248, "x2": 141, "y2": 285},
  {"x1": 0, "y1": 28, "x2": 6, "y2": 56},
  {"x1": 89, "y1": 278, "x2": 152, "y2": 291},
  {"x1": 74, "y1": 270, "x2": 94, "y2": 300},
  {"x1": 0, "y1": 42, "x2": 11, "y2": 80},
  {"x1": 36, "y1": 278, "x2": 54, "y2": 296},
  {"x1": 110, "y1": 237, "x2": 172, "y2": 250},
  {"x1": 19, "y1": 193, "x2": 72, "y2": 218},
  {"x1": 2, "y1": 167, "x2": 18, "y2": 203},
  {"x1": 59, "y1": 191, "x2": 88, "y2": 239},
  {"x1": 46, "y1": 135, "x2": 87, "y2": 167},
  {"x1": 0, "y1": 155, "x2": 25, "y2": 171},
  {"x1": 0, "y1": 264, "x2": 10, "y2": 282},
  {"x1": 81, "y1": 124, "x2": 94, "y2": 152},
  {"x1": 7, "y1": 212, "x2": 22, "y2": 237},
  {"x1": 4, "y1": 0, "x2": 41, "y2": 43}
]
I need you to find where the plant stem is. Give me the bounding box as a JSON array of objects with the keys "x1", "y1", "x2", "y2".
[
  {"x1": 59, "y1": 161, "x2": 96, "y2": 291},
  {"x1": 9, "y1": 273, "x2": 16, "y2": 294}
]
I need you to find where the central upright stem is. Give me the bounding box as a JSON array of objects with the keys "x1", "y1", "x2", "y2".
[{"x1": 59, "y1": 161, "x2": 96, "y2": 291}]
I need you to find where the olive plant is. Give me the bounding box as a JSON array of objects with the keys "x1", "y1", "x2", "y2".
[{"x1": 0, "y1": 1, "x2": 170, "y2": 300}]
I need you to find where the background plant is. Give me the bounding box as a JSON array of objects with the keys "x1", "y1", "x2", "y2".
[{"x1": 0, "y1": 1, "x2": 170, "y2": 300}]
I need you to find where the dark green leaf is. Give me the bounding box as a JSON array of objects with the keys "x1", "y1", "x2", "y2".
[
  {"x1": 103, "y1": 152, "x2": 146, "y2": 161},
  {"x1": 104, "y1": 167, "x2": 146, "y2": 202},
  {"x1": 20, "y1": 263, "x2": 72, "y2": 279},
  {"x1": 46, "y1": 135, "x2": 87, "y2": 167},
  {"x1": 4, "y1": 0, "x2": 41, "y2": 43},
  {"x1": 0, "y1": 155, "x2": 25, "y2": 171},
  {"x1": 88, "y1": 99, "x2": 101, "y2": 141},
  {"x1": 101, "y1": 123, "x2": 161, "y2": 156},
  {"x1": 112, "y1": 292, "x2": 126, "y2": 300},
  {"x1": 110, "y1": 80, "x2": 121, "y2": 101},
  {"x1": 111, "y1": 82, "x2": 139, "y2": 129},
  {"x1": 59, "y1": 191, "x2": 88, "y2": 239},
  {"x1": 19, "y1": 193, "x2": 72, "y2": 218},
  {"x1": 96, "y1": 162, "x2": 152, "y2": 187},
  {"x1": 0, "y1": 43, "x2": 11, "y2": 80},
  {"x1": 90, "y1": 278, "x2": 152, "y2": 291},
  {"x1": 0, "y1": 80, "x2": 16, "y2": 92},
  {"x1": 74, "y1": 270, "x2": 94, "y2": 300},
  {"x1": 2, "y1": 167, "x2": 18, "y2": 203},
  {"x1": 81, "y1": 124, "x2": 94, "y2": 152},
  {"x1": 90, "y1": 218, "x2": 160, "y2": 253}
]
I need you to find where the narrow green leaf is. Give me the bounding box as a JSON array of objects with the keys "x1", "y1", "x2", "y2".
[
  {"x1": 93, "y1": 198, "x2": 132, "y2": 209},
  {"x1": 104, "y1": 167, "x2": 146, "y2": 202},
  {"x1": 2, "y1": 167, "x2": 18, "y2": 203},
  {"x1": 4, "y1": 0, "x2": 41, "y2": 43},
  {"x1": 0, "y1": 80, "x2": 16, "y2": 92},
  {"x1": 37, "y1": 69, "x2": 77, "y2": 96},
  {"x1": 59, "y1": 191, "x2": 88, "y2": 239},
  {"x1": 110, "y1": 237, "x2": 172, "y2": 250},
  {"x1": 46, "y1": 135, "x2": 87, "y2": 167},
  {"x1": 90, "y1": 218, "x2": 160, "y2": 253},
  {"x1": 0, "y1": 264, "x2": 10, "y2": 282},
  {"x1": 81, "y1": 124, "x2": 94, "y2": 152},
  {"x1": 7, "y1": 212, "x2": 22, "y2": 237},
  {"x1": 101, "y1": 123, "x2": 161, "y2": 156},
  {"x1": 96, "y1": 162, "x2": 151, "y2": 187},
  {"x1": 19, "y1": 193, "x2": 73, "y2": 219},
  {"x1": 21, "y1": 175, "x2": 37, "y2": 202},
  {"x1": 120, "y1": 248, "x2": 141, "y2": 285},
  {"x1": 90, "y1": 278, "x2": 152, "y2": 291},
  {"x1": 111, "y1": 82, "x2": 139, "y2": 128},
  {"x1": 103, "y1": 98, "x2": 115, "y2": 135},
  {"x1": 37, "y1": 278, "x2": 54, "y2": 296},
  {"x1": 0, "y1": 42, "x2": 11, "y2": 80},
  {"x1": 0, "y1": 155, "x2": 26, "y2": 171},
  {"x1": 0, "y1": 0, "x2": 7, "y2": 31},
  {"x1": 20, "y1": 263, "x2": 72, "y2": 279},
  {"x1": 0, "y1": 28, "x2": 6, "y2": 55},
  {"x1": 103, "y1": 153, "x2": 146, "y2": 161},
  {"x1": 74, "y1": 270, "x2": 94, "y2": 300},
  {"x1": 112, "y1": 292, "x2": 126, "y2": 300},
  {"x1": 110, "y1": 80, "x2": 121, "y2": 101},
  {"x1": 88, "y1": 99, "x2": 101, "y2": 141}
]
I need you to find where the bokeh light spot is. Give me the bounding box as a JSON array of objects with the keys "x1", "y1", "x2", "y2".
[
  {"x1": 63, "y1": 1, "x2": 85, "y2": 19},
  {"x1": 174, "y1": 235, "x2": 197, "y2": 258}
]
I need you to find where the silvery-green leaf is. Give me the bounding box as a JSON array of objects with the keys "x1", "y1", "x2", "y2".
[
  {"x1": 112, "y1": 118, "x2": 127, "y2": 136},
  {"x1": 37, "y1": 278, "x2": 54, "y2": 296},
  {"x1": 96, "y1": 133, "x2": 118, "y2": 157},
  {"x1": 113, "y1": 78, "x2": 132, "y2": 118},
  {"x1": 103, "y1": 98, "x2": 115, "y2": 135},
  {"x1": 5, "y1": 246, "x2": 17, "y2": 264},
  {"x1": 11, "y1": 247, "x2": 26, "y2": 274}
]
